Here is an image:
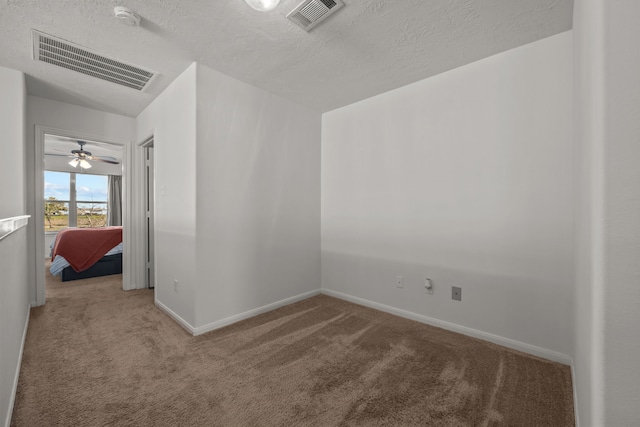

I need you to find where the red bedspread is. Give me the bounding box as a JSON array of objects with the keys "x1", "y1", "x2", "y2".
[{"x1": 51, "y1": 226, "x2": 123, "y2": 273}]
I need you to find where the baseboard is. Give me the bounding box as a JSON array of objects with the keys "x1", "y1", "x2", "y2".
[
  {"x1": 4, "y1": 303, "x2": 30, "y2": 427},
  {"x1": 321, "y1": 288, "x2": 573, "y2": 365},
  {"x1": 192, "y1": 289, "x2": 321, "y2": 336},
  {"x1": 155, "y1": 299, "x2": 196, "y2": 335}
]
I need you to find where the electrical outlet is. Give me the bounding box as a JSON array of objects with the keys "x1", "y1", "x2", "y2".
[
  {"x1": 452, "y1": 286, "x2": 462, "y2": 301},
  {"x1": 396, "y1": 275, "x2": 403, "y2": 288}
]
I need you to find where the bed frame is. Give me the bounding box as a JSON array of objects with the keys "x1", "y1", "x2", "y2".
[{"x1": 61, "y1": 253, "x2": 123, "y2": 282}]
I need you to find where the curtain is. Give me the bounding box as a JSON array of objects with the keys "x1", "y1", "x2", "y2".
[{"x1": 107, "y1": 175, "x2": 122, "y2": 226}]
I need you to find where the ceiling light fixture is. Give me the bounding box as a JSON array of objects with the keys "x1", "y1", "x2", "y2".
[
  {"x1": 243, "y1": 0, "x2": 280, "y2": 11},
  {"x1": 68, "y1": 158, "x2": 92, "y2": 170}
]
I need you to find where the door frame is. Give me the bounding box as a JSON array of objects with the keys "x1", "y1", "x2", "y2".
[
  {"x1": 138, "y1": 135, "x2": 155, "y2": 289},
  {"x1": 34, "y1": 125, "x2": 133, "y2": 305}
]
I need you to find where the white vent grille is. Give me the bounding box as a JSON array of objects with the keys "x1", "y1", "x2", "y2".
[
  {"x1": 32, "y1": 30, "x2": 156, "y2": 91},
  {"x1": 287, "y1": 0, "x2": 344, "y2": 32}
]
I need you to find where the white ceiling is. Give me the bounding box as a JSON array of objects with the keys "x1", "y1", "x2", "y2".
[{"x1": 0, "y1": 0, "x2": 573, "y2": 118}]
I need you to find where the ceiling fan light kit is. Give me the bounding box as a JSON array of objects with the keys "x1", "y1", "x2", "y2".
[
  {"x1": 243, "y1": 0, "x2": 280, "y2": 11},
  {"x1": 68, "y1": 158, "x2": 92, "y2": 170}
]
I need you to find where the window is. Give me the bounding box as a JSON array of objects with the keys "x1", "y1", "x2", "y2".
[{"x1": 44, "y1": 171, "x2": 109, "y2": 231}]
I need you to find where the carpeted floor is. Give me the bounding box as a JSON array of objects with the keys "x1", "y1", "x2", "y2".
[{"x1": 12, "y1": 269, "x2": 574, "y2": 426}]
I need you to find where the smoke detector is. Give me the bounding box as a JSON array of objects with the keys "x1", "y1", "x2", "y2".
[
  {"x1": 114, "y1": 6, "x2": 141, "y2": 26},
  {"x1": 287, "y1": 0, "x2": 344, "y2": 32}
]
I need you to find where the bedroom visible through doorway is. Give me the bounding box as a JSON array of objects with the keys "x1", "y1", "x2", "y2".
[{"x1": 41, "y1": 132, "x2": 125, "y2": 298}]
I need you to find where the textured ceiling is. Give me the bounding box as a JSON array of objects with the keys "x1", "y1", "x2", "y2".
[{"x1": 0, "y1": 0, "x2": 573, "y2": 118}]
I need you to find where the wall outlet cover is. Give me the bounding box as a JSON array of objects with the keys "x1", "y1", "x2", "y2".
[{"x1": 452, "y1": 286, "x2": 462, "y2": 301}]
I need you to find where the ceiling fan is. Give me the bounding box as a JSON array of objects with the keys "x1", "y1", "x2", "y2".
[{"x1": 47, "y1": 140, "x2": 120, "y2": 170}]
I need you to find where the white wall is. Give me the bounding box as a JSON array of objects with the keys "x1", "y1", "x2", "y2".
[
  {"x1": 573, "y1": 1, "x2": 604, "y2": 424},
  {"x1": 194, "y1": 64, "x2": 321, "y2": 329},
  {"x1": 573, "y1": 1, "x2": 640, "y2": 424},
  {"x1": 600, "y1": 1, "x2": 640, "y2": 424},
  {"x1": 135, "y1": 63, "x2": 321, "y2": 331},
  {"x1": 136, "y1": 64, "x2": 197, "y2": 326},
  {"x1": 322, "y1": 32, "x2": 573, "y2": 358},
  {"x1": 0, "y1": 66, "x2": 29, "y2": 427},
  {"x1": 26, "y1": 96, "x2": 136, "y2": 303}
]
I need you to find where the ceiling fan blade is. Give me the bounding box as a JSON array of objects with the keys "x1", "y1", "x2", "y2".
[
  {"x1": 45, "y1": 153, "x2": 75, "y2": 157},
  {"x1": 89, "y1": 156, "x2": 120, "y2": 165}
]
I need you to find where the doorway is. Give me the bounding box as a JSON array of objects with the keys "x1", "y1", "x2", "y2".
[{"x1": 35, "y1": 126, "x2": 131, "y2": 305}]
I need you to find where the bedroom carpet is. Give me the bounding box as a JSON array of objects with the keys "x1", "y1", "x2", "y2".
[{"x1": 13, "y1": 274, "x2": 574, "y2": 426}]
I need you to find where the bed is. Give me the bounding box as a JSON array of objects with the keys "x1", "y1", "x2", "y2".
[{"x1": 50, "y1": 226, "x2": 123, "y2": 282}]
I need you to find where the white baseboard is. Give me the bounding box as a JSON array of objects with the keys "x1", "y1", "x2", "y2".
[
  {"x1": 321, "y1": 288, "x2": 573, "y2": 365},
  {"x1": 192, "y1": 289, "x2": 321, "y2": 336},
  {"x1": 155, "y1": 299, "x2": 196, "y2": 335},
  {"x1": 156, "y1": 287, "x2": 577, "y2": 421},
  {"x1": 571, "y1": 362, "x2": 580, "y2": 427},
  {"x1": 5, "y1": 303, "x2": 31, "y2": 427}
]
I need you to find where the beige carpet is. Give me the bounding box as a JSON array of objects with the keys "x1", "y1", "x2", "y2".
[{"x1": 12, "y1": 270, "x2": 574, "y2": 426}]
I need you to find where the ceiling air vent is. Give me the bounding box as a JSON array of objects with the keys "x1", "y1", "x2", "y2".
[
  {"x1": 32, "y1": 30, "x2": 156, "y2": 91},
  {"x1": 287, "y1": 0, "x2": 344, "y2": 32}
]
